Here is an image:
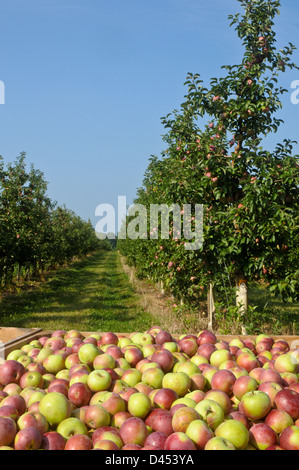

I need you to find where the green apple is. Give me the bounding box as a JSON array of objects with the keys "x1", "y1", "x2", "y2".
[
  {"x1": 175, "y1": 361, "x2": 200, "y2": 376},
  {"x1": 127, "y1": 392, "x2": 152, "y2": 419},
  {"x1": 39, "y1": 392, "x2": 72, "y2": 427},
  {"x1": 215, "y1": 420, "x2": 249, "y2": 450},
  {"x1": 142, "y1": 367, "x2": 164, "y2": 389},
  {"x1": 78, "y1": 343, "x2": 100, "y2": 366},
  {"x1": 162, "y1": 372, "x2": 191, "y2": 397},
  {"x1": 195, "y1": 399, "x2": 225, "y2": 431},
  {"x1": 87, "y1": 369, "x2": 112, "y2": 392},
  {"x1": 43, "y1": 354, "x2": 65, "y2": 375},
  {"x1": 121, "y1": 368, "x2": 142, "y2": 387},
  {"x1": 131, "y1": 333, "x2": 155, "y2": 347},
  {"x1": 204, "y1": 436, "x2": 236, "y2": 450},
  {"x1": 56, "y1": 417, "x2": 88, "y2": 440}
]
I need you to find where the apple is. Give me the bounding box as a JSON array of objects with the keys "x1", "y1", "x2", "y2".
[
  {"x1": 202, "y1": 366, "x2": 218, "y2": 390},
  {"x1": 39, "y1": 392, "x2": 72, "y2": 427},
  {"x1": 178, "y1": 337, "x2": 198, "y2": 357},
  {"x1": 144, "y1": 431, "x2": 168, "y2": 449},
  {"x1": 279, "y1": 425, "x2": 299, "y2": 450},
  {"x1": 119, "y1": 417, "x2": 149, "y2": 447},
  {"x1": 258, "y1": 381, "x2": 283, "y2": 407},
  {"x1": 124, "y1": 347, "x2": 144, "y2": 367},
  {"x1": 274, "y1": 389, "x2": 299, "y2": 420},
  {"x1": 0, "y1": 360, "x2": 25, "y2": 386},
  {"x1": 41, "y1": 431, "x2": 66, "y2": 450},
  {"x1": 68, "y1": 382, "x2": 92, "y2": 407},
  {"x1": 127, "y1": 392, "x2": 152, "y2": 419},
  {"x1": 259, "y1": 368, "x2": 283, "y2": 385},
  {"x1": 93, "y1": 439, "x2": 119, "y2": 450},
  {"x1": 27, "y1": 389, "x2": 47, "y2": 408},
  {"x1": 215, "y1": 419, "x2": 249, "y2": 450},
  {"x1": 164, "y1": 431, "x2": 196, "y2": 450},
  {"x1": 274, "y1": 353, "x2": 298, "y2": 374},
  {"x1": 197, "y1": 330, "x2": 217, "y2": 345},
  {"x1": 57, "y1": 417, "x2": 88, "y2": 441},
  {"x1": 232, "y1": 375, "x2": 258, "y2": 401},
  {"x1": 0, "y1": 405, "x2": 19, "y2": 421},
  {"x1": 105, "y1": 345, "x2": 124, "y2": 360},
  {"x1": 84, "y1": 404, "x2": 110, "y2": 429},
  {"x1": 236, "y1": 352, "x2": 260, "y2": 372},
  {"x1": 151, "y1": 349, "x2": 174, "y2": 373},
  {"x1": 249, "y1": 423, "x2": 277, "y2": 450},
  {"x1": 78, "y1": 343, "x2": 100, "y2": 367},
  {"x1": 196, "y1": 343, "x2": 217, "y2": 361},
  {"x1": 265, "y1": 409, "x2": 294, "y2": 434},
  {"x1": 87, "y1": 369, "x2": 112, "y2": 392},
  {"x1": 210, "y1": 349, "x2": 233, "y2": 368},
  {"x1": 145, "y1": 408, "x2": 173, "y2": 436},
  {"x1": 0, "y1": 416, "x2": 17, "y2": 447},
  {"x1": 42, "y1": 354, "x2": 65, "y2": 375},
  {"x1": 20, "y1": 371, "x2": 43, "y2": 391},
  {"x1": 155, "y1": 330, "x2": 173, "y2": 346},
  {"x1": 93, "y1": 430, "x2": 123, "y2": 449},
  {"x1": 14, "y1": 426, "x2": 42, "y2": 450},
  {"x1": 65, "y1": 353, "x2": 80, "y2": 370},
  {"x1": 100, "y1": 332, "x2": 119, "y2": 346},
  {"x1": 162, "y1": 372, "x2": 191, "y2": 398},
  {"x1": 131, "y1": 332, "x2": 155, "y2": 347},
  {"x1": 239, "y1": 391, "x2": 271, "y2": 420},
  {"x1": 1, "y1": 394, "x2": 26, "y2": 417},
  {"x1": 99, "y1": 392, "x2": 126, "y2": 415},
  {"x1": 227, "y1": 410, "x2": 250, "y2": 429},
  {"x1": 44, "y1": 337, "x2": 66, "y2": 352},
  {"x1": 65, "y1": 330, "x2": 84, "y2": 340},
  {"x1": 204, "y1": 436, "x2": 236, "y2": 450},
  {"x1": 2, "y1": 383, "x2": 22, "y2": 396},
  {"x1": 172, "y1": 406, "x2": 200, "y2": 433},
  {"x1": 93, "y1": 352, "x2": 115, "y2": 370},
  {"x1": 6, "y1": 350, "x2": 26, "y2": 362},
  {"x1": 195, "y1": 398, "x2": 225, "y2": 431},
  {"x1": 142, "y1": 367, "x2": 164, "y2": 389},
  {"x1": 121, "y1": 368, "x2": 142, "y2": 387},
  {"x1": 17, "y1": 410, "x2": 49, "y2": 434},
  {"x1": 205, "y1": 389, "x2": 232, "y2": 415},
  {"x1": 153, "y1": 388, "x2": 179, "y2": 410},
  {"x1": 175, "y1": 361, "x2": 200, "y2": 377},
  {"x1": 110, "y1": 411, "x2": 132, "y2": 429},
  {"x1": 210, "y1": 369, "x2": 236, "y2": 396}
]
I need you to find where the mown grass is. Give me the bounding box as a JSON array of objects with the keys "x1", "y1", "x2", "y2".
[{"x1": 0, "y1": 250, "x2": 158, "y2": 333}]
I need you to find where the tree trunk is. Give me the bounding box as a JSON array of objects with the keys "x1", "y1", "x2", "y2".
[
  {"x1": 207, "y1": 283, "x2": 215, "y2": 331},
  {"x1": 235, "y1": 274, "x2": 248, "y2": 335}
]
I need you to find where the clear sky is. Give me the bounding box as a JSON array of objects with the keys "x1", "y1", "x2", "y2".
[{"x1": 0, "y1": 0, "x2": 298, "y2": 230}]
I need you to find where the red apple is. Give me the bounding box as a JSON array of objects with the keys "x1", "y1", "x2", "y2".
[
  {"x1": 258, "y1": 381, "x2": 283, "y2": 407},
  {"x1": 210, "y1": 369, "x2": 236, "y2": 396},
  {"x1": 1, "y1": 394, "x2": 26, "y2": 417},
  {"x1": 151, "y1": 349, "x2": 174, "y2": 373},
  {"x1": 249, "y1": 423, "x2": 278, "y2": 450},
  {"x1": 41, "y1": 431, "x2": 66, "y2": 450},
  {"x1": 65, "y1": 434, "x2": 93, "y2": 450},
  {"x1": 279, "y1": 425, "x2": 299, "y2": 450},
  {"x1": 145, "y1": 408, "x2": 173, "y2": 436},
  {"x1": 265, "y1": 409, "x2": 294, "y2": 434},
  {"x1": 0, "y1": 416, "x2": 17, "y2": 447},
  {"x1": 84, "y1": 404, "x2": 110, "y2": 429},
  {"x1": 232, "y1": 375, "x2": 258, "y2": 401},
  {"x1": 144, "y1": 431, "x2": 168, "y2": 449},
  {"x1": 197, "y1": 331, "x2": 217, "y2": 345},
  {"x1": 0, "y1": 360, "x2": 25, "y2": 386},
  {"x1": 164, "y1": 431, "x2": 196, "y2": 450},
  {"x1": 119, "y1": 417, "x2": 149, "y2": 447},
  {"x1": 17, "y1": 410, "x2": 49, "y2": 434},
  {"x1": 68, "y1": 382, "x2": 92, "y2": 407},
  {"x1": 14, "y1": 427, "x2": 42, "y2": 450},
  {"x1": 155, "y1": 331, "x2": 173, "y2": 346},
  {"x1": 153, "y1": 388, "x2": 179, "y2": 410},
  {"x1": 274, "y1": 389, "x2": 299, "y2": 420}
]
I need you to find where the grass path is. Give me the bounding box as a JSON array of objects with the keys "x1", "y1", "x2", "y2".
[{"x1": 0, "y1": 250, "x2": 157, "y2": 333}]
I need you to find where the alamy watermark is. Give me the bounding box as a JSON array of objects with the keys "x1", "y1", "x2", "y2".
[
  {"x1": 291, "y1": 80, "x2": 299, "y2": 104},
  {"x1": 95, "y1": 196, "x2": 203, "y2": 250},
  {"x1": 0, "y1": 81, "x2": 5, "y2": 104}
]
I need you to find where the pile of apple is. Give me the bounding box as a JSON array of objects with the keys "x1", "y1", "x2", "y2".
[{"x1": 0, "y1": 326, "x2": 299, "y2": 451}]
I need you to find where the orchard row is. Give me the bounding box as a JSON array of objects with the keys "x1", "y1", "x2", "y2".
[{"x1": 0, "y1": 153, "x2": 106, "y2": 286}]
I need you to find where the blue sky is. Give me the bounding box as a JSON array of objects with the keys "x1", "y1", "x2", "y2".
[{"x1": 0, "y1": 0, "x2": 298, "y2": 229}]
